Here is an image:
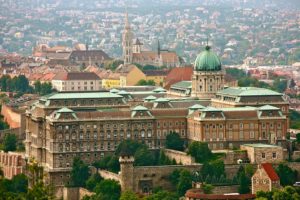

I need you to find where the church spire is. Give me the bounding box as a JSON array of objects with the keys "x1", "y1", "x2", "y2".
[
  {"x1": 125, "y1": 9, "x2": 130, "y2": 30},
  {"x1": 122, "y1": 9, "x2": 133, "y2": 65}
]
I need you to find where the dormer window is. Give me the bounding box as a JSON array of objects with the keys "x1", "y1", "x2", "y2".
[{"x1": 269, "y1": 112, "x2": 273, "y2": 117}]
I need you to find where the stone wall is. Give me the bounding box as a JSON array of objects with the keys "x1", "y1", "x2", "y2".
[
  {"x1": 98, "y1": 169, "x2": 120, "y2": 182},
  {"x1": 212, "y1": 185, "x2": 239, "y2": 194},
  {"x1": 0, "y1": 151, "x2": 25, "y2": 179},
  {"x1": 63, "y1": 187, "x2": 79, "y2": 200},
  {"x1": 292, "y1": 151, "x2": 300, "y2": 160},
  {"x1": 241, "y1": 145, "x2": 284, "y2": 164},
  {"x1": 0, "y1": 128, "x2": 23, "y2": 143},
  {"x1": 132, "y1": 165, "x2": 201, "y2": 193},
  {"x1": 63, "y1": 187, "x2": 95, "y2": 200},
  {"x1": 222, "y1": 150, "x2": 248, "y2": 165},
  {"x1": 79, "y1": 188, "x2": 95, "y2": 199},
  {"x1": 164, "y1": 149, "x2": 195, "y2": 165}
]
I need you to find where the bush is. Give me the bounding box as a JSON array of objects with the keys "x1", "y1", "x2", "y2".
[
  {"x1": 166, "y1": 132, "x2": 184, "y2": 151},
  {"x1": 187, "y1": 142, "x2": 212, "y2": 163}
]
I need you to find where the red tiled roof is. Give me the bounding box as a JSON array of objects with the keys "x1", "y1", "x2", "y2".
[
  {"x1": 164, "y1": 66, "x2": 193, "y2": 89},
  {"x1": 261, "y1": 163, "x2": 280, "y2": 181},
  {"x1": 53, "y1": 72, "x2": 100, "y2": 81}
]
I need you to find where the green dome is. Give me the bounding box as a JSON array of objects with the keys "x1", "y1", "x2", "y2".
[{"x1": 194, "y1": 46, "x2": 222, "y2": 71}]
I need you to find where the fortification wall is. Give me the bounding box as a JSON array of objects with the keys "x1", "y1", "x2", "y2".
[
  {"x1": 98, "y1": 169, "x2": 120, "y2": 182},
  {"x1": 164, "y1": 149, "x2": 195, "y2": 165},
  {"x1": 132, "y1": 165, "x2": 201, "y2": 193}
]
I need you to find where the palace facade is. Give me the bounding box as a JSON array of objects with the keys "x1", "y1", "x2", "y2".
[{"x1": 25, "y1": 39, "x2": 289, "y2": 196}]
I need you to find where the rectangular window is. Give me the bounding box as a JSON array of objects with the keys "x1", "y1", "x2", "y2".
[
  {"x1": 239, "y1": 131, "x2": 244, "y2": 139},
  {"x1": 240, "y1": 123, "x2": 243, "y2": 129},
  {"x1": 262, "y1": 153, "x2": 265, "y2": 158},
  {"x1": 250, "y1": 131, "x2": 255, "y2": 139},
  {"x1": 228, "y1": 131, "x2": 233, "y2": 139},
  {"x1": 277, "y1": 123, "x2": 281, "y2": 128},
  {"x1": 272, "y1": 152, "x2": 276, "y2": 159}
]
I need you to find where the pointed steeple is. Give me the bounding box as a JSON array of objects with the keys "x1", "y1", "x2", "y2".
[
  {"x1": 125, "y1": 11, "x2": 130, "y2": 30},
  {"x1": 122, "y1": 8, "x2": 134, "y2": 65}
]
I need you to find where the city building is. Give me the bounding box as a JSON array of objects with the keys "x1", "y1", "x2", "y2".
[
  {"x1": 191, "y1": 46, "x2": 225, "y2": 99},
  {"x1": 25, "y1": 86, "x2": 288, "y2": 196},
  {"x1": 252, "y1": 163, "x2": 281, "y2": 194},
  {"x1": 187, "y1": 106, "x2": 287, "y2": 149},
  {"x1": 0, "y1": 151, "x2": 25, "y2": 179},
  {"x1": 122, "y1": 13, "x2": 180, "y2": 68},
  {"x1": 51, "y1": 72, "x2": 102, "y2": 92},
  {"x1": 116, "y1": 64, "x2": 146, "y2": 87},
  {"x1": 143, "y1": 70, "x2": 169, "y2": 86},
  {"x1": 241, "y1": 144, "x2": 285, "y2": 164}
]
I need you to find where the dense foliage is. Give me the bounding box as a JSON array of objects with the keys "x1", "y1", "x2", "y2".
[
  {"x1": 0, "y1": 173, "x2": 54, "y2": 199},
  {"x1": 256, "y1": 186, "x2": 300, "y2": 200},
  {"x1": 136, "y1": 79, "x2": 156, "y2": 86},
  {"x1": 93, "y1": 140, "x2": 176, "y2": 173},
  {"x1": 165, "y1": 132, "x2": 184, "y2": 151},
  {"x1": 290, "y1": 110, "x2": 300, "y2": 129},
  {"x1": 169, "y1": 169, "x2": 193, "y2": 197},
  {"x1": 0, "y1": 75, "x2": 53, "y2": 96},
  {"x1": 33, "y1": 81, "x2": 53, "y2": 95},
  {"x1": 275, "y1": 163, "x2": 297, "y2": 186},
  {"x1": 83, "y1": 179, "x2": 121, "y2": 200},
  {"x1": 187, "y1": 141, "x2": 212, "y2": 163},
  {"x1": 70, "y1": 157, "x2": 90, "y2": 187},
  {"x1": 2, "y1": 133, "x2": 17, "y2": 152}
]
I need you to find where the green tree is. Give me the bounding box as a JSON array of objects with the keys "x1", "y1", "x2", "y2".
[
  {"x1": 40, "y1": 82, "x2": 52, "y2": 95},
  {"x1": 256, "y1": 190, "x2": 274, "y2": 200},
  {"x1": 34, "y1": 80, "x2": 42, "y2": 94},
  {"x1": 94, "y1": 179, "x2": 121, "y2": 200},
  {"x1": 165, "y1": 132, "x2": 184, "y2": 151},
  {"x1": 296, "y1": 133, "x2": 300, "y2": 143},
  {"x1": 0, "y1": 120, "x2": 9, "y2": 130},
  {"x1": 136, "y1": 79, "x2": 156, "y2": 86},
  {"x1": 158, "y1": 150, "x2": 172, "y2": 165},
  {"x1": 120, "y1": 190, "x2": 139, "y2": 200},
  {"x1": 201, "y1": 160, "x2": 225, "y2": 180},
  {"x1": 273, "y1": 78, "x2": 287, "y2": 93},
  {"x1": 276, "y1": 164, "x2": 297, "y2": 186},
  {"x1": 3, "y1": 134, "x2": 17, "y2": 152},
  {"x1": 11, "y1": 173, "x2": 28, "y2": 193},
  {"x1": 225, "y1": 68, "x2": 247, "y2": 79},
  {"x1": 238, "y1": 171, "x2": 251, "y2": 194},
  {"x1": 144, "y1": 190, "x2": 178, "y2": 200},
  {"x1": 107, "y1": 155, "x2": 120, "y2": 173},
  {"x1": 86, "y1": 173, "x2": 103, "y2": 191},
  {"x1": 115, "y1": 140, "x2": 144, "y2": 156},
  {"x1": 187, "y1": 141, "x2": 212, "y2": 163},
  {"x1": 177, "y1": 169, "x2": 192, "y2": 197},
  {"x1": 134, "y1": 147, "x2": 155, "y2": 166},
  {"x1": 202, "y1": 183, "x2": 214, "y2": 194},
  {"x1": 70, "y1": 157, "x2": 90, "y2": 187},
  {"x1": 169, "y1": 169, "x2": 182, "y2": 187},
  {"x1": 26, "y1": 182, "x2": 55, "y2": 200}
]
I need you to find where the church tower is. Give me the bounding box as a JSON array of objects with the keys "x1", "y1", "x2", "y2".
[
  {"x1": 191, "y1": 46, "x2": 224, "y2": 99},
  {"x1": 122, "y1": 12, "x2": 134, "y2": 65}
]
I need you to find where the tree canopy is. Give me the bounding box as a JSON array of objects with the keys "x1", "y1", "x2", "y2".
[
  {"x1": 187, "y1": 141, "x2": 212, "y2": 163},
  {"x1": 70, "y1": 157, "x2": 90, "y2": 187},
  {"x1": 3, "y1": 133, "x2": 17, "y2": 152},
  {"x1": 165, "y1": 132, "x2": 184, "y2": 151},
  {"x1": 136, "y1": 79, "x2": 156, "y2": 86},
  {"x1": 276, "y1": 164, "x2": 297, "y2": 186}
]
